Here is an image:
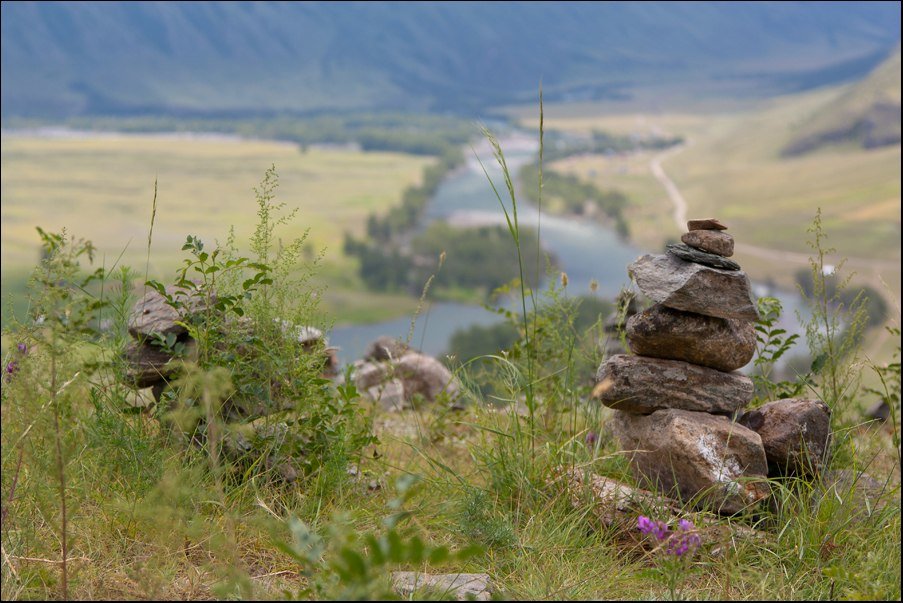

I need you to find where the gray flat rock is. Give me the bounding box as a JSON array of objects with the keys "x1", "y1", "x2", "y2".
[
  {"x1": 629, "y1": 253, "x2": 759, "y2": 321},
  {"x1": 667, "y1": 243, "x2": 741, "y2": 270},
  {"x1": 594, "y1": 354, "x2": 754, "y2": 415}
]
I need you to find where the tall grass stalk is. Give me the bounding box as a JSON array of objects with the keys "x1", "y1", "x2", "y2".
[{"x1": 475, "y1": 94, "x2": 546, "y2": 463}]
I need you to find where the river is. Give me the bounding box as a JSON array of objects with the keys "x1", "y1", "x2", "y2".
[{"x1": 330, "y1": 131, "x2": 808, "y2": 366}]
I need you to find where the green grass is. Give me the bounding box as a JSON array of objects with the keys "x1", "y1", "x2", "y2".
[
  {"x1": 1, "y1": 147, "x2": 900, "y2": 602},
  {"x1": 0, "y1": 133, "x2": 432, "y2": 326}
]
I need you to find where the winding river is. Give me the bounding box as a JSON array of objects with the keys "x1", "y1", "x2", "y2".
[{"x1": 330, "y1": 132, "x2": 807, "y2": 365}]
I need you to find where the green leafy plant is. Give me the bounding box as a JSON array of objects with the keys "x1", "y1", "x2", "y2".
[
  {"x1": 752, "y1": 295, "x2": 807, "y2": 402},
  {"x1": 277, "y1": 475, "x2": 482, "y2": 600}
]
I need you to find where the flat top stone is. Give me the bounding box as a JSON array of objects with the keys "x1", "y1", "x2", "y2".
[
  {"x1": 688, "y1": 218, "x2": 728, "y2": 231},
  {"x1": 681, "y1": 230, "x2": 734, "y2": 257}
]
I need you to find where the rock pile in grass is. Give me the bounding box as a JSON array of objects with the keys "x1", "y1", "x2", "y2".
[
  {"x1": 122, "y1": 286, "x2": 338, "y2": 403},
  {"x1": 594, "y1": 218, "x2": 771, "y2": 514},
  {"x1": 343, "y1": 336, "x2": 463, "y2": 411},
  {"x1": 120, "y1": 285, "x2": 339, "y2": 481}
]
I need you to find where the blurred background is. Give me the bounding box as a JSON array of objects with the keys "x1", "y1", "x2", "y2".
[{"x1": 2, "y1": 1, "x2": 900, "y2": 365}]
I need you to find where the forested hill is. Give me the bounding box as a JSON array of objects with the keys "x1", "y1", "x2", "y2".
[{"x1": 2, "y1": 1, "x2": 900, "y2": 118}]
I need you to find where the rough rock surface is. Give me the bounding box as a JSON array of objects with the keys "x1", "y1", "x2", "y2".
[
  {"x1": 626, "y1": 305, "x2": 756, "y2": 372},
  {"x1": 392, "y1": 572, "x2": 492, "y2": 601},
  {"x1": 594, "y1": 354, "x2": 754, "y2": 415},
  {"x1": 681, "y1": 230, "x2": 735, "y2": 257},
  {"x1": 394, "y1": 352, "x2": 461, "y2": 405},
  {"x1": 348, "y1": 352, "x2": 461, "y2": 406},
  {"x1": 365, "y1": 336, "x2": 411, "y2": 361},
  {"x1": 666, "y1": 243, "x2": 740, "y2": 271},
  {"x1": 367, "y1": 378, "x2": 406, "y2": 411},
  {"x1": 611, "y1": 408, "x2": 769, "y2": 514},
  {"x1": 687, "y1": 218, "x2": 728, "y2": 231},
  {"x1": 128, "y1": 285, "x2": 212, "y2": 340},
  {"x1": 629, "y1": 253, "x2": 759, "y2": 321},
  {"x1": 738, "y1": 398, "x2": 831, "y2": 475},
  {"x1": 557, "y1": 468, "x2": 766, "y2": 547},
  {"x1": 122, "y1": 341, "x2": 188, "y2": 388}
]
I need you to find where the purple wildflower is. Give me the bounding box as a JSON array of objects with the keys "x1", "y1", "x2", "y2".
[
  {"x1": 637, "y1": 515, "x2": 670, "y2": 541},
  {"x1": 585, "y1": 431, "x2": 598, "y2": 447},
  {"x1": 667, "y1": 518, "x2": 701, "y2": 557},
  {"x1": 5, "y1": 360, "x2": 19, "y2": 383},
  {"x1": 16, "y1": 342, "x2": 27, "y2": 355}
]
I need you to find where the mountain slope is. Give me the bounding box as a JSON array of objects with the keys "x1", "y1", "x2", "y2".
[
  {"x1": 783, "y1": 43, "x2": 902, "y2": 155},
  {"x1": 2, "y1": 1, "x2": 900, "y2": 118}
]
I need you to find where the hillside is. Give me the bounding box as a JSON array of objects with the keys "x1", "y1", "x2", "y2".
[
  {"x1": 783, "y1": 43, "x2": 902, "y2": 155},
  {"x1": 2, "y1": 1, "x2": 900, "y2": 118}
]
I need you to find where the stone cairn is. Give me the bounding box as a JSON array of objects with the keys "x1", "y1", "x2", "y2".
[
  {"x1": 593, "y1": 218, "x2": 829, "y2": 514},
  {"x1": 120, "y1": 285, "x2": 339, "y2": 481},
  {"x1": 122, "y1": 285, "x2": 338, "y2": 405}
]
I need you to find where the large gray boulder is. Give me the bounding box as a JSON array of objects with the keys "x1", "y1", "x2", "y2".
[
  {"x1": 629, "y1": 254, "x2": 759, "y2": 321},
  {"x1": 626, "y1": 304, "x2": 756, "y2": 372},
  {"x1": 611, "y1": 408, "x2": 769, "y2": 514},
  {"x1": 594, "y1": 354, "x2": 754, "y2": 416},
  {"x1": 738, "y1": 398, "x2": 831, "y2": 475}
]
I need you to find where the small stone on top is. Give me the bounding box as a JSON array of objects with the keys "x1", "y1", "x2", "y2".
[{"x1": 687, "y1": 218, "x2": 728, "y2": 231}]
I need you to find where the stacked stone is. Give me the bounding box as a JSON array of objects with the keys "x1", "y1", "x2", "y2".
[
  {"x1": 593, "y1": 218, "x2": 769, "y2": 514},
  {"x1": 122, "y1": 287, "x2": 338, "y2": 403},
  {"x1": 122, "y1": 285, "x2": 205, "y2": 400}
]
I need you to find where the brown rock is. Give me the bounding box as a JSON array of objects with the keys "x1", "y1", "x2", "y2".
[
  {"x1": 594, "y1": 354, "x2": 754, "y2": 415},
  {"x1": 687, "y1": 218, "x2": 728, "y2": 231},
  {"x1": 122, "y1": 340, "x2": 190, "y2": 388},
  {"x1": 629, "y1": 253, "x2": 759, "y2": 321},
  {"x1": 626, "y1": 305, "x2": 756, "y2": 372},
  {"x1": 611, "y1": 408, "x2": 769, "y2": 514},
  {"x1": 738, "y1": 398, "x2": 831, "y2": 475},
  {"x1": 681, "y1": 230, "x2": 735, "y2": 257}
]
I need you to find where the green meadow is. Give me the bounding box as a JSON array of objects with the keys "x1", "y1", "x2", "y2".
[{"x1": 1, "y1": 133, "x2": 432, "y2": 325}]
